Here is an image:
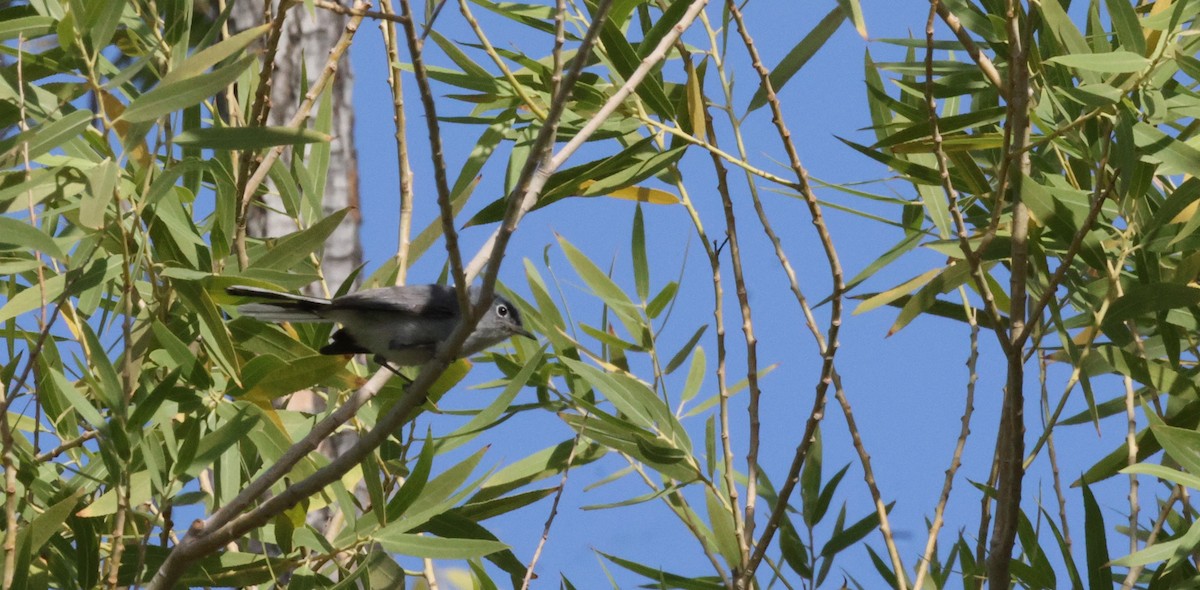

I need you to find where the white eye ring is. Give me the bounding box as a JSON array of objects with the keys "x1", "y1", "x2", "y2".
[{"x1": 496, "y1": 304, "x2": 509, "y2": 317}]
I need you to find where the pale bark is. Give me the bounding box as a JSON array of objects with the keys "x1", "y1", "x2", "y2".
[{"x1": 233, "y1": 0, "x2": 363, "y2": 294}]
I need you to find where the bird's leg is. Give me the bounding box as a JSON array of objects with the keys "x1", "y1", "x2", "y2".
[{"x1": 374, "y1": 355, "x2": 412, "y2": 384}]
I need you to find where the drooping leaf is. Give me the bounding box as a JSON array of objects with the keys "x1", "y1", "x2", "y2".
[
  {"x1": 747, "y1": 6, "x2": 846, "y2": 113},
  {"x1": 174, "y1": 126, "x2": 330, "y2": 149},
  {"x1": 374, "y1": 532, "x2": 508, "y2": 559},
  {"x1": 122, "y1": 55, "x2": 256, "y2": 123},
  {"x1": 1047, "y1": 51, "x2": 1150, "y2": 73},
  {"x1": 1107, "y1": 283, "x2": 1200, "y2": 324}
]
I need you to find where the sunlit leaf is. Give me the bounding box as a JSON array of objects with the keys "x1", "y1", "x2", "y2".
[
  {"x1": 174, "y1": 126, "x2": 330, "y2": 149},
  {"x1": 122, "y1": 55, "x2": 255, "y2": 123},
  {"x1": 375, "y1": 532, "x2": 507, "y2": 559},
  {"x1": 747, "y1": 6, "x2": 845, "y2": 113},
  {"x1": 1046, "y1": 51, "x2": 1150, "y2": 73}
]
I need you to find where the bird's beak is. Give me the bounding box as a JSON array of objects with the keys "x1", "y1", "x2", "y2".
[{"x1": 511, "y1": 327, "x2": 536, "y2": 341}]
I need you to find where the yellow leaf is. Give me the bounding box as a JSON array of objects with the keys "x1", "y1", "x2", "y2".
[
  {"x1": 580, "y1": 181, "x2": 679, "y2": 205},
  {"x1": 686, "y1": 62, "x2": 706, "y2": 136},
  {"x1": 1145, "y1": 0, "x2": 1173, "y2": 49},
  {"x1": 1170, "y1": 199, "x2": 1200, "y2": 224},
  {"x1": 100, "y1": 90, "x2": 151, "y2": 169}
]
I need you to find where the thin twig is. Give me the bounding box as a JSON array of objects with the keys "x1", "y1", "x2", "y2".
[
  {"x1": 34, "y1": 430, "x2": 99, "y2": 462},
  {"x1": 922, "y1": 1, "x2": 1013, "y2": 358},
  {"x1": 1015, "y1": 136, "x2": 1114, "y2": 351},
  {"x1": 521, "y1": 429, "x2": 584, "y2": 589},
  {"x1": 105, "y1": 474, "x2": 130, "y2": 588},
  {"x1": 422, "y1": 554, "x2": 439, "y2": 589},
  {"x1": 148, "y1": 369, "x2": 417, "y2": 588},
  {"x1": 973, "y1": 449, "x2": 998, "y2": 589},
  {"x1": 315, "y1": 0, "x2": 409, "y2": 23},
  {"x1": 704, "y1": 112, "x2": 752, "y2": 572},
  {"x1": 1022, "y1": 292, "x2": 1115, "y2": 468},
  {"x1": 462, "y1": 0, "x2": 710, "y2": 284},
  {"x1": 4, "y1": 36, "x2": 35, "y2": 590},
  {"x1": 376, "y1": 0, "x2": 415, "y2": 285},
  {"x1": 236, "y1": 1, "x2": 366, "y2": 270},
  {"x1": 397, "y1": 0, "x2": 468, "y2": 306},
  {"x1": 662, "y1": 130, "x2": 737, "y2": 584},
  {"x1": 830, "y1": 375, "x2": 904, "y2": 588},
  {"x1": 1121, "y1": 485, "x2": 1182, "y2": 588},
  {"x1": 234, "y1": 2, "x2": 293, "y2": 269},
  {"x1": 458, "y1": 0, "x2": 548, "y2": 120},
  {"x1": 637, "y1": 116, "x2": 799, "y2": 189},
  {"x1": 913, "y1": 293, "x2": 978, "y2": 589},
  {"x1": 1041, "y1": 353, "x2": 1071, "y2": 556},
  {"x1": 724, "y1": 3, "x2": 858, "y2": 584},
  {"x1": 0, "y1": 379, "x2": 12, "y2": 590},
  {"x1": 18, "y1": 31, "x2": 49, "y2": 458},
  {"x1": 625, "y1": 455, "x2": 732, "y2": 585}
]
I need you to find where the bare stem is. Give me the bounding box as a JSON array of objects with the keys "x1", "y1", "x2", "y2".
[
  {"x1": 1042, "y1": 353, "x2": 1072, "y2": 556},
  {"x1": 315, "y1": 0, "x2": 409, "y2": 23},
  {"x1": 521, "y1": 430, "x2": 584, "y2": 589},
  {"x1": 913, "y1": 293, "x2": 978, "y2": 589},
  {"x1": 458, "y1": 0, "x2": 548, "y2": 120},
  {"x1": 236, "y1": 0, "x2": 365, "y2": 272},
  {"x1": 377, "y1": 0, "x2": 415, "y2": 285},
  {"x1": 1121, "y1": 486, "x2": 1182, "y2": 588},
  {"x1": 397, "y1": 0, "x2": 468, "y2": 306},
  {"x1": 987, "y1": 1, "x2": 1033, "y2": 585},
  {"x1": 724, "y1": 4, "x2": 856, "y2": 585},
  {"x1": 463, "y1": 0, "x2": 711, "y2": 283},
  {"x1": 704, "y1": 116, "x2": 752, "y2": 572}
]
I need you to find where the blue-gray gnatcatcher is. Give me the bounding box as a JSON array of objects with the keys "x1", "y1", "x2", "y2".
[{"x1": 226, "y1": 284, "x2": 534, "y2": 366}]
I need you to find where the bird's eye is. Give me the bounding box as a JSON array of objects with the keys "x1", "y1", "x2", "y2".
[{"x1": 496, "y1": 304, "x2": 509, "y2": 317}]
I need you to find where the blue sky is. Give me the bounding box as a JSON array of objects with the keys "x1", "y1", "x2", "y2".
[{"x1": 340, "y1": 1, "x2": 1136, "y2": 586}]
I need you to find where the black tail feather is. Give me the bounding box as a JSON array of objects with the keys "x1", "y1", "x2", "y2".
[{"x1": 226, "y1": 286, "x2": 330, "y2": 312}]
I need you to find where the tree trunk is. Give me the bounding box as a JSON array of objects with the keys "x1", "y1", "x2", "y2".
[{"x1": 232, "y1": 0, "x2": 363, "y2": 294}]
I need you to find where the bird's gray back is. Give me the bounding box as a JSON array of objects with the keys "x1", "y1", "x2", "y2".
[{"x1": 328, "y1": 284, "x2": 467, "y2": 317}]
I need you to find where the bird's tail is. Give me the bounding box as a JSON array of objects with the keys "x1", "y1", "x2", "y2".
[{"x1": 226, "y1": 286, "x2": 332, "y2": 323}]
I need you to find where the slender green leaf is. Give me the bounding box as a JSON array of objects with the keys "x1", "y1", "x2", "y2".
[
  {"x1": 1107, "y1": 283, "x2": 1200, "y2": 324},
  {"x1": 1047, "y1": 51, "x2": 1149, "y2": 73},
  {"x1": 437, "y1": 349, "x2": 545, "y2": 453},
  {"x1": 375, "y1": 533, "x2": 507, "y2": 559},
  {"x1": 250, "y1": 208, "x2": 349, "y2": 271},
  {"x1": 0, "y1": 109, "x2": 93, "y2": 169},
  {"x1": 680, "y1": 345, "x2": 705, "y2": 404},
  {"x1": 557, "y1": 234, "x2": 643, "y2": 338},
  {"x1": 631, "y1": 205, "x2": 648, "y2": 302},
  {"x1": 1133, "y1": 122, "x2": 1200, "y2": 176},
  {"x1": 178, "y1": 404, "x2": 259, "y2": 477},
  {"x1": 599, "y1": 552, "x2": 725, "y2": 590},
  {"x1": 0, "y1": 216, "x2": 64, "y2": 258},
  {"x1": 174, "y1": 126, "x2": 330, "y2": 149},
  {"x1": 748, "y1": 6, "x2": 845, "y2": 112},
  {"x1": 122, "y1": 55, "x2": 255, "y2": 123},
  {"x1": 664, "y1": 324, "x2": 707, "y2": 375},
  {"x1": 160, "y1": 24, "x2": 270, "y2": 86}
]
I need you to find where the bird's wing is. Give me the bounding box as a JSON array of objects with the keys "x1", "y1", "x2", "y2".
[
  {"x1": 329, "y1": 285, "x2": 460, "y2": 317},
  {"x1": 319, "y1": 330, "x2": 372, "y2": 355}
]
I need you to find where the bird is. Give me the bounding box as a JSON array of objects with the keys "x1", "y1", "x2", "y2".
[{"x1": 226, "y1": 284, "x2": 535, "y2": 367}]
